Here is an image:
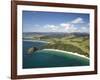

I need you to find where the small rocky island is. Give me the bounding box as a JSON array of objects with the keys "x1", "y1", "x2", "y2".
[{"x1": 28, "y1": 47, "x2": 38, "y2": 54}]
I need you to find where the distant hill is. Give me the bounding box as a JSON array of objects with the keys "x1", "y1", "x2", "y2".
[{"x1": 23, "y1": 32, "x2": 89, "y2": 38}]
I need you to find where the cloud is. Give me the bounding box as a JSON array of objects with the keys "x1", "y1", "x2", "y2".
[
  {"x1": 37, "y1": 17, "x2": 89, "y2": 33},
  {"x1": 43, "y1": 23, "x2": 78, "y2": 33},
  {"x1": 60, "y1": 23, "x2": 70, "y2": 30},
  {"x1": 44, "y1": 24, "x2": 58, "y2": 31},
  {"x1": 71, "y1": 17, "x2": 84, "y2": 24},
  {"x1": 67, "y1": 25, "x2": 78, "y2": 32},
  {"x1": 59, "y1": 17, "x2": 89, "y2": 33},
  {"x1": 60, "y1": 24, "x2": 79, "y2": 33},
  {"x1": 80, "y1": 26, "x2": 89, "y2": 33}
]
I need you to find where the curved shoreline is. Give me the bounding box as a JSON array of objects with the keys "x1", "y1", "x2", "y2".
[
  {"x1": 42, "y1": 49, "x2": 89, "y2": 60},
  {"x1": 23, "y1": 40, "x2": 89, "y2": 59}
]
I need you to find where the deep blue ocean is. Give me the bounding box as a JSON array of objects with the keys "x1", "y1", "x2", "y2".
[{"x1": 23, "y1": 40, "x2": 89, "y2": 69}]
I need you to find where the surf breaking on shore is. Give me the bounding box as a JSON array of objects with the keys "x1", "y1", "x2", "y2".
[{"x1": 42, "y1": 49, "x2": 89, "y2": 60}]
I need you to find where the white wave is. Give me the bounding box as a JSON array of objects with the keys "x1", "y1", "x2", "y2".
[{"x1": 43, "y1": 49, "x2": 89, "y2": 59}]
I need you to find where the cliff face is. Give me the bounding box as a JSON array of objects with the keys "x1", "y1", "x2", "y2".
[{"x1": 28, "y1": 47, "x2": 38, "y2": 54}]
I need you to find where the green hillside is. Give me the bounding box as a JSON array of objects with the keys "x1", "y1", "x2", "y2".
[{"x1": 31, "y1": 35, "x2": 89, "y2": 57}]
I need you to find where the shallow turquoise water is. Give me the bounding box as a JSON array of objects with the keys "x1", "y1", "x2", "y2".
[{"x1": 23, "y1": 41, "x2": 89, "y2": 69}]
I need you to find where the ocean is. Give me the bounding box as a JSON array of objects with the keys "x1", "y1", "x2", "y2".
[{"x1": 23, "y1": 40, "x2": 89, "y2": 69}]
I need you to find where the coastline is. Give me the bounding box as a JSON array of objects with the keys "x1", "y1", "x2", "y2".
[
  {"x1": 42, "y1": 49, "x2": 89, "y2": 60},
  {"x1": 23, "y1": 40, "x2": 89, "y2": 59},
  {"x1": 23, "y1": 40, "x2": 50, "y2": 43}
]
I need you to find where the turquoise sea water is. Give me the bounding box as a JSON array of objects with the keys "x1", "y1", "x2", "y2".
[{"x1": 23, "y1": 41, "x2": 89, "y2": 69}]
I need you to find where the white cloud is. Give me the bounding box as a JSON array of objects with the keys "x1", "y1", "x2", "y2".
[
  {"x1": 44, "y1": 24, "x2": 58, "y2": 31},
  {"x1": 71, "y1": 17, "x2": 84, "y2": 24},
  {"x1": 60, "y1": 23, "x2": 69, "y2": 27},
  {"x1": 40, "y1": 17, "x2": 89, "y2": 33},
  {"x1": 58, "y1": 17, "x2": 89, "y2": 33},
  {"x1": 60, "y1": 24, "x2": 78, "y2": 33},
  {"x1": 67, "y1": 25, "x2": 77, "y2": 32},
  {"x1": 60, "y1": 23, "x2": 78, "y2": 32},
  {"x1": 60, "y1": 23, "x2": 70, "y2": 30},
  {"x1": 80, "y1": 27, "x2": 89, "y2": 33}
]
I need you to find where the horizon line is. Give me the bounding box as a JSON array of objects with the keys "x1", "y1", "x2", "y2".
[{"x1": 23, "y1": 32, "x2": 89, "y2": 33}]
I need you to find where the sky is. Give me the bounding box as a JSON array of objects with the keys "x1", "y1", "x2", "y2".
[{"x1": 22, "y1": 11, "x2": 90, "y2": 33}]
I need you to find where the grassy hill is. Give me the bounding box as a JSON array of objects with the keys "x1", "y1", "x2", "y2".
[
  {"x1": 23, "y1": 32, "x2": 89, "y2": 57},
  {"x1": 42, "y1": 36, "x2": 89, "y2": 57}
]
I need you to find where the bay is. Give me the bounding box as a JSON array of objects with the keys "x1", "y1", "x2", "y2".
[{"x1": 23, "y1": 40, "x2": 89, "y2": 69}]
